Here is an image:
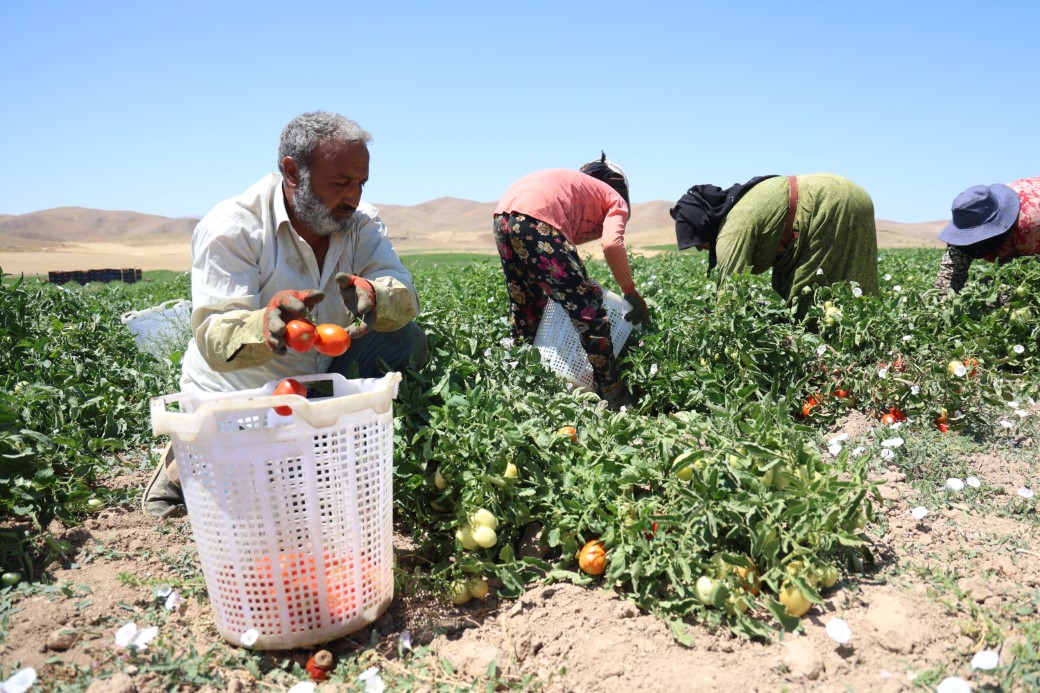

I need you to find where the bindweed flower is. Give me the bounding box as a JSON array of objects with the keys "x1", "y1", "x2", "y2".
[
  {"x1": 486, "y1": 297, "x2": 494, "y2": 303},
  {"x1": 881, "y1": 437, "x2": 904, "y2": 447},
  {"x1": 829, "y1": 433, "x2": 849, "y2": 444},
  {"x1": 400, "y1": 631, "x2": 413, "y2": 651},
  {"x1": 902, "y1": 334, "x2": 912, "y2": 342},
  {"x1": 816, "y1": 268, "x2": 824, "y2": 276},
  {"x1": 1, "y1": 668, "x2": 37, "y2": 693},
  {"x1": 649, "y1": 364, "x2": 658, "y2": 376},
  {"x1": 826, "y1": 617, "x2": 852, "y2": 645},
  {"x1": 154, "y1": 584, "x2": 172, "y2": 598},
  {"x1": 878, "y1": 367, "x2": 889, "y2": 379},
  {"x1": 359, "y1": 668, "x2": 386, "y2": 693},
  {"x1": 911, "y1": 385, "x2": 921, "y2": 395},
  {"x1": 828, "y1": 443, "x2": 842, "y2": 456},
  {"x1": 240, "y1": 629, "x2": 260, "y2": 647},
  {"x1": 966, "y1": 476, "x2": 981, "y2": 488},
  {"x1": 893, "y1": 285, "x2": 902, "y2": 293},
  {"x1": 884, "y1": 273, "x2": 892, "y2": 281},
  {"x1": 852, "y1": 287, "x2": 863, "y2": 297},
  {"x1": 114, "y1": 622, "x2": 158, "y2": 651},
  {"x1": 1000, "y1": 420, "x2": 1014, "y2": 429},
  {"x1": 1008, "y1": 401, "x2": 1019, "y2": 408},
  {"x1": 911, "y1": 506, "x2": 929, "y2": 520},
  {"x1": 1018, "y1": 487, "x2": 1035, "y2": 499},
  {"x1": 499, "y1": 337, "x2": 513, "y2": 348},
  {"x1": 953, "y1": 364, "x2": 968, "y2": 377},
  {"x1": 852, "y1": 447, "x2": 866, "y2": 457},
  {"x1": 164, "y1": 591, "x2": 184, "y2": 611},
  {"x1": 286, "y1": 684, "x2": 317, "y2": 693},
  {"x1": 1016, "y1": 409, "x2": 1029, "y2": 418},
  {"x1": 483, "y1": 348, "x2": 492, "y2": 357},
  {"x1": 936, "y1": 677, "x2": 971, "y2": 693},
  {"x1": 945, "y1": 478, "x2": 965, "y2": 492},
  {"x1": 1013, "y1": 344, "x2": 1025, "y2": 354},
  {"x1": 880, "y1": 449, "x2": 896, "y2": 461},
  {"x1": 816, "y1": 345, "x2": 827, "y2": 356},
  {"x1": 971, "y1": 649, "x2": 999, "y2": 670}
]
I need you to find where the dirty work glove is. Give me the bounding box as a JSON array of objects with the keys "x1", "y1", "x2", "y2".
[
  {"x1": 623, "y1": 292, "x2": 649, "y2": 324},
  {"x1": 336, "y1": 273, "x2": 377, "y2": 340},
  {"x1": 264, "y1": 290, "x2": 324, "y2": 354}
]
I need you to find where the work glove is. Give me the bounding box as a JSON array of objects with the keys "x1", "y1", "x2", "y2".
[
  {"x1": 623, "y1": 292, "x2": 649, "y2": 325},
  {"x1": 263, "y1": 289, "x2": 324, "y2": 354},
  {"x1": 336, "y1": 273, "x2": 377, "y2": 340}
]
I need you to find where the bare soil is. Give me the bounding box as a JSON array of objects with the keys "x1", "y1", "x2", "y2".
[{"x1": 2, "y1": 409, "x2": 1037, "y2": 692}]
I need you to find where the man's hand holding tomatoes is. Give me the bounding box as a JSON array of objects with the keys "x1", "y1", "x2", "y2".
[
  {"x1": 336, "y1": 272, "x2": 377, "y2": 340},
  {"x1": 263, "y1": 290, "x2": 325, "y2": 354}
]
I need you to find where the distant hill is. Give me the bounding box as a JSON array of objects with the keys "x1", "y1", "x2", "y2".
[{"x1": 0, "y1": 200, "x2": 945, "y2": 255}]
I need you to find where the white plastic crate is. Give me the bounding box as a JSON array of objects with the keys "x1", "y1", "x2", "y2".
[
  {"x1": 150, "y1": 372, "x2": 401, "y2": 650},
  {"x1": 533, "y1": 286, "x2": 634, "y2": 390},
  {"x1": 121, "y1": 298, "x2": 192, "y2": 361}
]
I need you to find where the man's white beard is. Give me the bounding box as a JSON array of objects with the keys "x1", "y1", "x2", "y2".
[{"x1": 292, "y1": 169, "x2": 354, "y2": 237}]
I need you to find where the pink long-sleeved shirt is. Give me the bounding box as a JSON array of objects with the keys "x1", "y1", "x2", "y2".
[{"x1": 494, "y1": 169, "x2": 635, "y2": 295}]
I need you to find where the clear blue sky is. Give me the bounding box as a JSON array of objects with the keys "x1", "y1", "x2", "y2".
[{"x1": 2, "y1": 1, "x2": 1037, "y2": 223}]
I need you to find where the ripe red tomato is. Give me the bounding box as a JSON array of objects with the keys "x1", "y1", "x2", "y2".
[
  {"x1": 962, "y1": 358, "x2": 978, "y2": 377},
  {"x1": 880, "y1": 413, "x2": 896, "y2": 425},
  {"x1": 304, "y1": 650, "x2": 334, "y2": 681},
  {"x1": 937, "y1": 423, "x2": 948, "y2": 434},
  {"x1": 314, "y1": 323, "x2": 351, "y2": 357},
  {"x1": 273, "y1": 378, "x2": 306, "y2": 416},
  {"x1": 285, "y1": 319, "x2": 316, "y2": 352}
]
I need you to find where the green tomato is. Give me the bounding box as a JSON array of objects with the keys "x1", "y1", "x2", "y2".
[
  {"x1": 86, "y1": 497, "x2": 105, "y2": 510},
  {"x1": 472, "y1": 525, "x2": 497, "y2": 548},
  {"x1": 467, "y1": 578, "x2": 490, "y2": 599},
  {"x1": 819, "y1": 564, "x2": 839, "y2": 589},
  {"x1": 676, "y1": 465, "x2": 694, "y2": 482},
  {"x1": 450, "y1": 581, "x2": 472, "y2": 605},
  {"x1": 503, "y1": 463, "x2": 519, "y2": 479},
  {"x1": 695, "y1": 575, "x2": 716, "y2": 605},
  {"x1": 470, "y1": 508, "x2": 498, "y2": 530},
  {"x1": 456, "y1": 526, "x2": 478, "y2": 550},
  {"x1": 1, "y1": 572, "x2": 21, "y2": 587},
  {"x1": 434, "y1": 470, "x2": 447, "y2": 490},
  {"x1": 1016, "y1": 284, "x2": 1028, "y2": 297}
]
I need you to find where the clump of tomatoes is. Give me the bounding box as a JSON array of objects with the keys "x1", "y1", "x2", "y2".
[{"x1": 284, "y1": 319, "x2": 351, "y2": 357}]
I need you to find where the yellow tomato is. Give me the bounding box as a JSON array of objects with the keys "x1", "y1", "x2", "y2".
[
  {"x1": 470, "y1": 508, "x2": 499, "y2": 530},
  {"x1": 504, "y1": 463, "x2": 519, "y2": 479},
  {"x1": 472, "y1": 525, "x2": 497, "y2": 548},
  {"x1": 779, "y1": 582, "x2": 812, "y2": 617}
]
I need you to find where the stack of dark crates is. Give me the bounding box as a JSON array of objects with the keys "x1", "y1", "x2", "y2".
[{"x1": 47, "y1": 268, "x2": 142, "y2": 285}]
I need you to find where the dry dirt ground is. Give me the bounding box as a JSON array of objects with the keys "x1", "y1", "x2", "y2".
[{"x1": 2, "y1": 411, "x2": 1038, "y2": 692}]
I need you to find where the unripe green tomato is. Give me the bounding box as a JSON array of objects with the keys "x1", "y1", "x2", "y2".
[
  {"x1": 1016, "y1": 284, "x2": 1028, "y2": 297},
  {"x1": 676, "y1": 465, "x2": 694, "y2": 482},
  {"x1": 1, "y1": 572, "x2": 21, "y2": 587},
  {"x1": 86, "y1": 497, "x2": 105, "y2": 510},
  {"x1": 434, "y1": 470, "x2": 447, "y2": 490},
  {"x1": 467, "y1": 578, "x2": 490, "y2": 599},
  {"x1": 503, "y1": 463, "x2": 519, "y2": 479},
  {"x1": 695, "y1": 575, "x2": 716, "y2": 605},
  {"x1": 819, "y1": 564, "x2": 839, "y2": 589},
  {"x1": 456, "y1": 526, "x2": 478, "y2": 550},
  {"x1": 470, "y1": 508, "x2": 498, "y2": 530},
  {"x1": 450, "y1": 581, "x2": 472, "y2": 605},
  {"x1": 472, "y1": 525, "x2": 497, "y2": 548}
]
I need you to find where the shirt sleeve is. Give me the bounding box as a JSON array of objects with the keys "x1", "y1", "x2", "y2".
[
  {"x1": 934, "y1": 246, "x2": 972, "y2": 295},
  {"x1": 352, "y1": 214, "x2": 420, "y2": 331},
  {"x1": 599, "y1": 203, "x2": 636, "y2": 295}
]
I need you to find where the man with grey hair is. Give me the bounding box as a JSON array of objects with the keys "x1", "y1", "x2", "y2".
[{"x1": 143, "y1": 111, "x2": 426, "y2": 518}]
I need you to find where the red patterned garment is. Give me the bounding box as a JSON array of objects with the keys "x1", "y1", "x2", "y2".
[{"x1": 991, "y1": 177, "x2": 1040, "y2": 260}]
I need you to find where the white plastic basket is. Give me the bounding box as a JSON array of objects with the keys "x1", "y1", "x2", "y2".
[
  {"x1": 150, "y1": 372, "x2": 401, "y2": 650},
  {"x1": 121, "y1": 299, "x2": 192, "y2": 361},
  {"x1": 533, "y1": 286, "x2": 634, "y2": 390}
]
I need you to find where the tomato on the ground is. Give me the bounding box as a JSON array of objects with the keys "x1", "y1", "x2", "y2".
[{"x1": 578, "y1": 539, "x2": 607, "y2": 576}]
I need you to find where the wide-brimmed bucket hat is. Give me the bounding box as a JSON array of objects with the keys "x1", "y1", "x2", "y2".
[{"x1": 938, "y1": 183, "x2": 1020, "y2": 245}]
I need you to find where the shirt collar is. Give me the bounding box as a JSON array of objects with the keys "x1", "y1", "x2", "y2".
[{"x1": 273, "y1": 173, "x2": 293, "y2": 233}]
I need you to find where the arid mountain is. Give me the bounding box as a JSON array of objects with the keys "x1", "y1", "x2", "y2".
[{"x1": 0, "y1": 200, "x2": 945, "y2": 255}]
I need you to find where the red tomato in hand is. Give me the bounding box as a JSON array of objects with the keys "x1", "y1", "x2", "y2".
[
  {"x1": 314, "y1": 324, "x2": 351, "y2": 357},
  {"x1": 273, "y1": 378, "x2": 306, "y2": 416},
  {"x1": 285, "y1": 320, "x2": 316, "y2": 352}
]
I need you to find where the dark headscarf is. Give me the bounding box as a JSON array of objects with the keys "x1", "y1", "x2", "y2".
[
  {"x1": 580, "y1": 151, "x2": 631, "y2": 213},
  {"x1": 670, "y1": 175, "x2": 777, "y2": 272}
]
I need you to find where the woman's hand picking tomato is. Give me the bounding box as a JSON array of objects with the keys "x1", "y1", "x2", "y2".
[
  {"x1": 273, "y1": 378, "x2": 306, "y2": 416},
  {"x1": 314, "y1": 323, "x2": 351, "y2": 356},
  {"x1": 284, "y1": 319, "x2": 317, "y2": 352}
]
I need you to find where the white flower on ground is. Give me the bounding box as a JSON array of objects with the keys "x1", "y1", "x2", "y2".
[
  {"x1": 884, "y1": 273, "x2": 892, "y2": 281},
  {"x1": 649, "y1": 364, "x2": 658, "y2": 376},
  {"x1": 483, "y1": 348, "x2": 492, "y2": 357},
  {"x1": 1000, "y1": 420, "x2": 1014, "y2": 429},
  {"x1": 400, "y1": 631, "x2": 413, "y2": 650},
  {"x1": 971, "y1": 649, "x2": 999, "y2": 670},
  {"x1": 880, "y1": 449, "x2": 896, "y2": 461},
  {"x1": 154, "y1": 584, "x2": 172, "y2": 598},
  {"x1": 486, "y1": 297, "x2": 494, "y2": 303},
  {"x1": 911, "y1": 506, "x2": 929, "y2": 520},
  {"x1": 893, "y1": 285, "x2": 902, "y2": 293},
  {"x1": 891, "y1": 421, "x2": 904, "y2": 430},
  {"x1": 852, "y1": 287, "x2": 863, "y2": 297},
  {"x1": 1015, "y1": 409, "x2": 1029, "y2": 418},
  {"x1": 953, "y1": 364, "x2": 968, "y2": 377},
  {"x1": 1018, "y1": 487, "x2": 1035, "y2": 499},
  {"x1": 1007, "y1": 401, "x2": 1019, "y2": 408},
  {"x1": 816, "y1": 345, "x2": 827, "y2": 356},
  {"x1": 164, "y1": 590, "x2": 184, "y2": 611},
  {"x1": 936, "y1": 677, "x2": 972, "y2": 693},
  {"x1": 1, "y1": 668, "x2": 37, "y2": 693},
  {"x1": 878, "y1": 367, "x2": 889, "y2": 379},
  {"x1": 499, "y1": 337, "x2": 513, "y2": 348},
  {"x1": 829, "y1": 433, "x2": 849, "y2": 444},
  {"x1": 826, "y1": 617, "x2": 852, "y2": 644},
  {"x1": 945, "y1": 478, "x2": 965, "y2": 492},
  {"x1": 881, "y1": 437, "x2": 904, "y2": 447},
  {"x1": 1013, "y1": 344, "x2": 1025, "y2": 354},
  {"x1": 286, "y1": 684, "x2": 317, "y2": 693},
  {"x1": 966, "y1": 476, "x2": 981, "y2": 488},
  {"x1": 359, "y1": 668, "x2": 386, "y2": 693},
  {"x1": 114, "y1": 622, "x2": 158, "y2": 651},
  {"x1": 852, "y1": 447, "x2": 866, "y2": 457},
  {"x1": 902, "y1": 334, "x2": 912, "y2": 342},
  {"x1": 911, "y1": 385, "x2": 921, "y2": 395},
  {"x1": 240, "y1": 629, "x2": 260, "y2": 647},
  {"x1": 816, "y1": 268, "x2": 824, "y2": 276},
  {"x1": 828, "y1": 443, "x2": 843, "y2": 456},
  {"x1": 498, "y1": 317, "x2": 508, "y2": 325}
]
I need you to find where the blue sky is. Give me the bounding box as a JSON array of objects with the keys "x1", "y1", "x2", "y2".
[{"x1": 2, "y1": 1, "x2": 1037, "y2": 223}]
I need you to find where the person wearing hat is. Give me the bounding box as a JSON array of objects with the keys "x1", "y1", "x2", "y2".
[
  {"x1": 493, "y1": 153, "x2": 649, "y2": 410},
  {"x1": 671, "y1": 173, "x2": 880, "y2": 301},
  {"x1": 934, "y1": 178, "x2": 1040, "y2": 295}
]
